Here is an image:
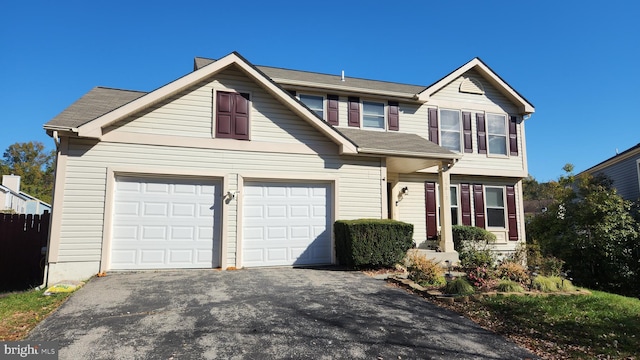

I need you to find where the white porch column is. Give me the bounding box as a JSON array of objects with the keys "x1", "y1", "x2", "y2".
[{"x1": 438, "y1": 161, "x2": 454, "y2": 252}]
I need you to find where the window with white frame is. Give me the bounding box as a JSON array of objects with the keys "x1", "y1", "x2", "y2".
[
  {"x1": 440, "y1": 109, "x2": 461, "y2": 152},
  {"x1": 299, "y1": 94, "x2": 324, "y2": 119},
  {"x1": 485, "y1": 186, "x2": 505, "y2": 227},
  {"x1": 450, "y1": 186, "x2": 459, "y2": 226},
  {"x1": 362, "y1": 101, "x2": 385, "y2": 129},
  {"x1": 487, "y1": 114, "x2": 507, "y2": 155}
]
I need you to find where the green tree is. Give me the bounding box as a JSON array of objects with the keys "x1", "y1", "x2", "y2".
[
  {"x1": 527, "y1": 164, "x2": 640, "y2": 296},
  {"x1": 1, "y1": 141, "x2": 55, "y2": 204},
  {"x1": 522, "y1": 175, "x2": 554, "y2": 201}
]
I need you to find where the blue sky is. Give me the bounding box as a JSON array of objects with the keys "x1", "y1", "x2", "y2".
[{"x1": 1, "y1": 1, "x2": 638, "y2": 182}]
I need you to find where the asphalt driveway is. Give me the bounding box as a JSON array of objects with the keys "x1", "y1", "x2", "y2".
[{"x1": 28, "y1": 268, "x2": 537, "y2": 359}]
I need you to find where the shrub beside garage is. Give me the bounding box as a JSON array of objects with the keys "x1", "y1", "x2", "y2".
[{"x1": 334, "y1": 219, "x2": 414, "y2": 269}]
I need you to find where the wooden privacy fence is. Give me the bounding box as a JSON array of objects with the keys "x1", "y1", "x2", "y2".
[{"x1": 0, "y1": 212, "x2": 50, "y2": 291}]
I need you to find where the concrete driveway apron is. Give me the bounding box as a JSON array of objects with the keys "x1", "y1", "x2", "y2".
[{"x1": 28, "y1": 268, "x2": 537, "y2": 359}]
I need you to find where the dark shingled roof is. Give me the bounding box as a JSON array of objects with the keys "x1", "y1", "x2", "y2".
[
  {"x1": 336, "y1": 128, "x2": 457, "y2": 158},
  {"x1": 194, "y1": 57, "x2": 427, "y2": 96},
  {"x1": 46, "y1": 87, "x2": 146, "y2": 129}
]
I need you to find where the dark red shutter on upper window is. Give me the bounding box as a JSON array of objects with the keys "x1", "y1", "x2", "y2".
[
  {"x1": 234, "y1": 93, "x2": 250, "y2": 140},
  {"x1": 425, "y1": 182, "x2": 438, "y2": 240},
  {"x1": 473, "y1": 184, "x2": 485, "y2": 228},
  {"x1": 216, "y1": 91, "x2": 250, "y2": 140},
  {"x1": 460, "y1": 183, "x2": 472, "y2": 226},
  {"x1": 462, "y1": 112, "x2": 472, "y2": 153},
  {"x1": 509, "y1": 116, "x2": 518, "y2": 156},
  {"x1": 428, "y1": 108, "x2": 439, "y2": 144},
  {"x1": 476, "y1": 113, "x2": 487, "y2": 154},
  {"x1": 506, "y1": 185, "x2": 518, "y2": 240},
  {"x1": 327, "y1": 94, "x2": 339, "y2": 125},
  {"x1": 348, "y1": 97, "x2": 360, "y2": 127},
  {"x1": 388, "y1": 101, "x2": 399, "y2": 131},
  {"x1": 216, "y1": 91, "x2": 233, "y2": 137}
]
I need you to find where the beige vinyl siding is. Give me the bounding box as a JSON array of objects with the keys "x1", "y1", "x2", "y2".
[
  {"x1": 430, "y1": 69, "x2": 518, "y2": 113},
  {"x1": 395, "y1": 174, "x2": 435, "y2": 245},
  {"x1": 56, "y1": 139, "x2": 382, "y2": 264},
  {"x1": 106, "y1": 66, "x2": 331, "y2": 149}
]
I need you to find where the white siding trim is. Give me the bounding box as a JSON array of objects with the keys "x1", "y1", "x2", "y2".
[
  {"x1": 101, "y1": 132, "x2": 337, "y2": 155},
  {"x1": 47, "y1": 137, "x2": 68, "y2": 263}
]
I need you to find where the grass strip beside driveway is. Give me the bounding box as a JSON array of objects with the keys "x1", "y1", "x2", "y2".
[{"x1": 0, "y1": 290, "x2": 73, "y2": 341}]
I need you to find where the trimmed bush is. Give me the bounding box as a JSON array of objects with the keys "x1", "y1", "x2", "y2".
[
  {"x1": 334, "y1": 219, "x2": 413, "y2": 269},
  {"x1": 452, "y1": 225, "x2": 497, "y2": 268},
  {"x1": 497, "y1": 280, "x2": 524, "y2": 293},
  {"x1": 496, "y1": 261, "x2": 529, "y2": 285},
  {"x1": 443, "y1": 278, "x2": 475, "y2": 295},
  {"x1": 405, "y1": 250, "x2": 446, "y2": 287}
]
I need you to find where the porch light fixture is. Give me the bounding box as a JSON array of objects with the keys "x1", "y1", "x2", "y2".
[{"x1": 401, "y1": 187, "x2": 409, "y2": 195}]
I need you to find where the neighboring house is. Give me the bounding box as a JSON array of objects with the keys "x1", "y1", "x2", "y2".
[
  {"x1": 0, "y1": 174, "x2": 51, "y2": 214},
  {"x1": 43, "y1": 52, "x2": 534, "y2": 284},
  {"x1": 580, "y1": 143, "x2": 640, "y2": 202}
]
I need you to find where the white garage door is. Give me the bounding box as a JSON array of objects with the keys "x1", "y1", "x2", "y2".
[
  {"x1": 242, "y1": 182, "x2": 332, "y2": 267},
  {"x1": 110, "y1": 176, "x2": 221, "y2": 270}
]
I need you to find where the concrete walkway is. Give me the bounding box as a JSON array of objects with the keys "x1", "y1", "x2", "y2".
[{"x1": 28, "y1": 268, "x2": 537, "y2": 359}]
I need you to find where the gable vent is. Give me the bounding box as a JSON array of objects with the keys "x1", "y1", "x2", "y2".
[{"x1": 459, "y1": 77, "x2": 485, "y2": 95}]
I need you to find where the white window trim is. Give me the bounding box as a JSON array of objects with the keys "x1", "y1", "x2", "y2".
[
  {"x1": 360, "y1": 99, "x2": 387, "y2": 131},
  {"x1": 485, "y1": 112, "x2": 509, "y2": 158},
  {"x1": 298, "y1": 93, "x2": 326, "y2": 120},
  {"x1": 439, "y1": 108, "x2": 463, "y2": 153},
  {"x1": 484, "y1": 185, "x2": 506, "y2": 229}
]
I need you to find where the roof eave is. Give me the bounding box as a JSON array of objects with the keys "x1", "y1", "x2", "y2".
[
  {"x1": 356, "y1": 147, "x2": 461, "y2": 161},
  {"x1": 272, "y1": 78, "x2": 420, "y2": 101}
]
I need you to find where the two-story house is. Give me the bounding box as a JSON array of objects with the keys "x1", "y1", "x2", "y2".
[
  {"x1": 580, "y1": 143, "x2": 640, "y2": 202},
  {"x1": 42, "y1": 52, "x2": 534, "y2": 284}
]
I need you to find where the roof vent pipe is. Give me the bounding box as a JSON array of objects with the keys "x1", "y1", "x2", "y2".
[{"x1": 341, "y1": 70, "x2": 345, "y2": 82}]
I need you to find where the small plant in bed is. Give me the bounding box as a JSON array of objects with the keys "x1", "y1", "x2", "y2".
[{"x1": 443, "y1": 278, "x2": 475, "y2": 296}]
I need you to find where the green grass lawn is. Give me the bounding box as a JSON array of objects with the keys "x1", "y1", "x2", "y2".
[
  {"x1": 0, "y1": 289, "x2": 72, "y2": 341},
  {"x1": 468, "y1": 291, "x2": 640, "y2": 358}
]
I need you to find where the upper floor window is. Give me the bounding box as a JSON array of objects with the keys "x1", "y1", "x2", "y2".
[
  {"x1": 299, "y1": 94, "x2": 324, "y2": 119},
  {"x1": 215, "y1": 91, "x2": 250, "y2": 140},
  {"x1": 362, "y1": 101, "x2": 385, "y2": 129},
  {"x1": 440, "y1": 109, "x2": 461, "y2": 152},
  {"x1": 485, "y1": 186, "x2": 505, "y2": 227},
  {"x1": 487, "y1": 114, "x2": 507, "y2": 155}
]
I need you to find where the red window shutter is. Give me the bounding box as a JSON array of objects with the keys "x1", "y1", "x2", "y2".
[
  {"x1": 216, "y1": 91, "x2": 250, "y2": 140},
  {"x1": 462, "y1": 112, "x2": 472, "y2": 153},
  {"x1": 425, "y1": 182, "x2": 438, "y2": 240},
  {"x1": 460, "y1": 183, "x2": 472, "y2": 226},
  {"x1": 216, "y1": 92, "x2": 233, "y2": 137},
  {"x1": 476, "y1": 113, "x2": 487, "y2": 154},
  {"x1": 428, "y1": 108, "x2": 439, "y2": 144},
  {"x1": 506, "y1": 185, "x2": 518, "y2": 240},
  {"x1": 348, "y1": 97, "x2": 360, "y2": 127},
  {"x1": 388, "y1": 101, "x2": 399, "y2": 131},
  {"x1": 473, "y1": 184, "x2": 485, "y2": 228},
  {"x1": 327, "y1": 94, "x2": 339, "y2": 125},
  {"x1": 509, "y1": 116, "x2": 518, "y2": 156},
  {"x1": 234, "y1": 93, "x2": 250, "y2": 140}
]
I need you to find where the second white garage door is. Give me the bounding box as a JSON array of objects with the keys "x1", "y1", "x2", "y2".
[
  {"x1": 110, "y1": 176, "x2": 222, "y2": 270},
  {"x1": 242, "y1": 182, "x2": 332, "y2": 267}
]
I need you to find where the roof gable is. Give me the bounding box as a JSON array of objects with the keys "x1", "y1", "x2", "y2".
[
  {"x1": 56, "y1": 52, "x2": 357, "y2": 154},
  {"x1": 417, "y1": 58, "x2": 535, "y2": 114},
  {"x1": 582, "y1": 143, "x2": 640, "y2": 174}
]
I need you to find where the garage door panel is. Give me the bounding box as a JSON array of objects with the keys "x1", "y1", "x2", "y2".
[
  {"x1": 242, "y1": 182, "x2": 331, "y2": 267},
  {"x1": 111, "y1": 177, "x2": 221, "y2": 270}
]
